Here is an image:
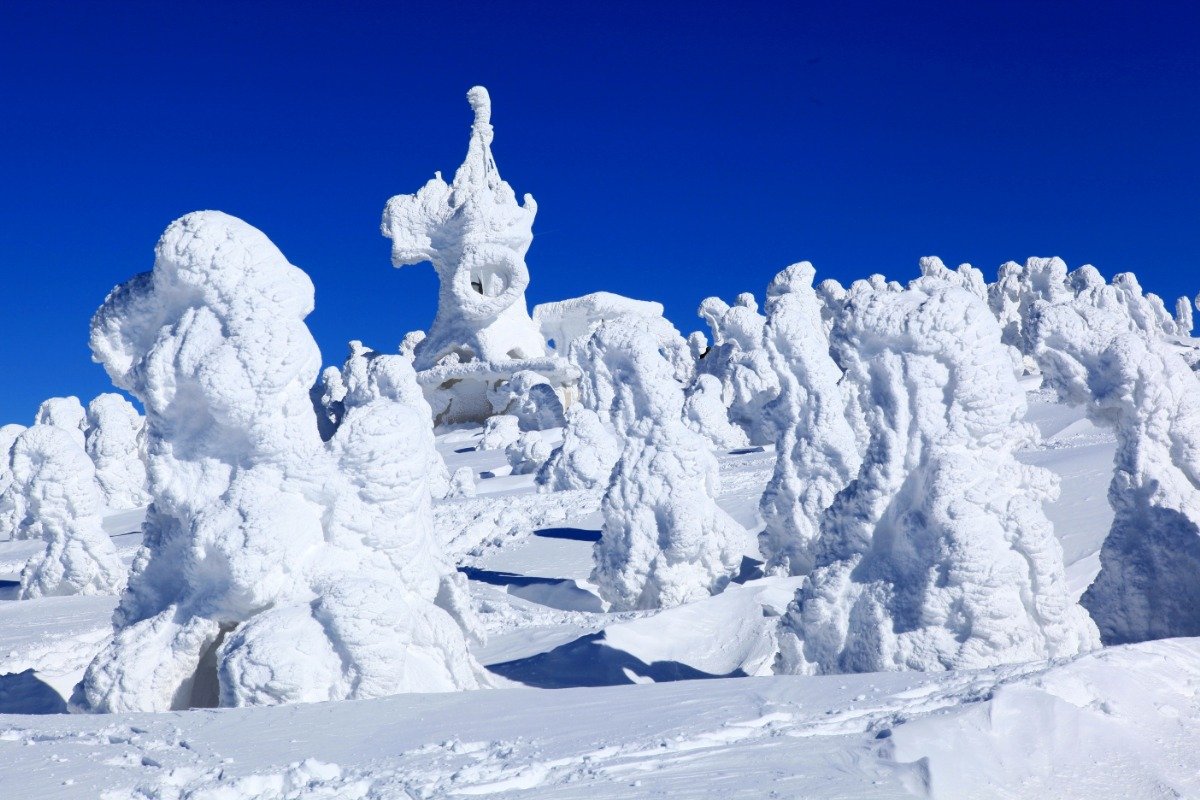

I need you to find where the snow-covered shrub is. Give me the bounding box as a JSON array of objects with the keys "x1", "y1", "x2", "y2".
[
  {"x1": 682, "y1": 373, "x2": 749, "y2": 450},
  {"x1": 1029, "y1": 278, "x2": 1200, "y2": 644},
  {"x1": 536, "y1": 405, "x2": 620, "y2": 492},
  {"x1": 589, "y1": 320, "x2": 749, "y2": 610},
  {"x1": 777, "y1": 279, "x2": 1098, "y2": 674},
  {"x1": 757, "y1": 263, "x2": 861, "y2": 576},
  {"x1": 488, "y1": 370, "x2": 565, "y2": 430},
  {"x1": 73, "y1": 211, "x2": 480, "y2": 713},
  {"x1": 34, "y1": 396, "x2": 88, "y2": 448},
  {"x1": 85, "y1": 393, "x2": 149, "y2": 509},
  {"x1": 505, "y1": 431, "x2": 553, "y2": 475},
  {"x1": 477, "y1": 414, "x2": 521, "y2": 451},
  {"x1": 695, "y1": 292, "x2": 779, "y2": 445},
  {"x1": 11, "y1": 425, "x2": 125, "y2": 599},
  {"x1": 446, "y1": 467, "x2": 477, "y2": 498}
]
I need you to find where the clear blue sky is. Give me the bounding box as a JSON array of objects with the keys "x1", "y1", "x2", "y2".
[{"x1": 1, "y1": 1, "x2": 1196, "y2": 423}]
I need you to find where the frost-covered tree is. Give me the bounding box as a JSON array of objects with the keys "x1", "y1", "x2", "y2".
[
  {"x1": 758, "y1": 263, "x2": 860, "y2": 576},
  {"x1": 11, "y1": 425, "x2": 125, "y2": 599},
  {"x1": 536, "y1": 405, "x2": 620, "y2": 492},
  {"x1": 778, "y1": 279, "x2": 1098, "y2": 674},
  {"x1": 1176, "y1": 296, "x2": 1194, "y2": 336},
  {"x1": 0, "y1": 423, "x2": 28, "y2": 539},
  {"x1": 682, "y1": 373, "x2": 749, "y2": 450},
  {"x1": 1029, "y1": 279, "x2": 1200, "y2": 644},
  {"x1": 477, "y1": 414, "x2": 521, "y2": 451},
  {"x1": 382, "y1": 86, "x2": 545, "y2": 371},
  {"x1": 85, "y1": 393, "x2": 149, "y2": 509},
  {"x1": 695, "y1": 292, "x2": 780, "y2": 445},
  {"x1": 35, "y1": 396, "x2": 88, "y2": 448},
  {"x1": 488, "y1": 370, "x2": 565, "y2": 431},
  {"x1": 73, "y1": 211, "x2": 480, "y2": 713},
  {"x1": 589, "y1": 320, "x2": 749, "y2": 610}
]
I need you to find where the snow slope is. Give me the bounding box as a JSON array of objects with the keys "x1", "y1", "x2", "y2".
[{"x1": 2, "y1": 386, "x2": 1188, "y2": 800}]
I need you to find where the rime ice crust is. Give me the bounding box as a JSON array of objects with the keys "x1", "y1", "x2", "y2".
[
  {"x1": 85, "y1": 393, "x2": 149, "y2": 509},
  {"x1": 1029, "y1": 273, "x2": 1200, "y2": 644},
  {"x1": 757, "y1": 263, "x2": 861, "y2": 576},
  {"x1": 696, "y1": 292, "x2": 780, "y2": 445},
  {"x1": 74, "y1": 211, "x2": 479, "y2": 713},
  {"x1": 778, "y1": 279, "x2": 1098, "y2": 674},
  {"x1": 12, "y1": 425, "x2": 126, "y2": 599},
  {"x1": 586, "y1": 320, "x2": 750, "y2": 610}
]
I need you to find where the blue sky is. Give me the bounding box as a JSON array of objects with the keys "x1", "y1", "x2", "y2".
[{"x1": 1, "y1": 1, "x2": 1196, "y2": 423}]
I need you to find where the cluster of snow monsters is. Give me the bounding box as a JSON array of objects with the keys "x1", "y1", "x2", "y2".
[
  {"x1": 11, "y1": 86, "x2": 1199, "y2": 714},
  {"x1": 73, "y1": 211, "x2": 483, "y2": 713}
]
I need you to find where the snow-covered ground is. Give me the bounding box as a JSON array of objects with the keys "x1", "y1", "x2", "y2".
[{"x1": 5, "y1": 387, "x2": 1196, "y2": 799}]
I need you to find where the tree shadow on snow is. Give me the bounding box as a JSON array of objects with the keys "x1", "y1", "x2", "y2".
[
  {"x1": 533, "y1": 527, "x2": 601, "y2": 542},
  {"x1": 0, "y1": 670, "x2": 68, "y2": 714},
  {"x1": 458, "y1": 566, "x2": 604, "y2": 612},
  {"x1": 0, "y1": 579, "x2": 19, "y2": 601},
  {"x1": 488, "y1": 631, "x2": 748, "y2": 688}
]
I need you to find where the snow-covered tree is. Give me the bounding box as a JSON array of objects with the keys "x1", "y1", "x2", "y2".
[
  {"x1": 682, "y1": 373, "x2": 749, "y2": 450},
  {"x1": 1176, "y1": 296, "x2": 1194, "y2": 336},
  {"x1": 589, "y1": 320, "x2": 750, "y2": 610},
  {"x1": 85, "y1": 393, "x2": 149, "y2": 509},
  {"x1": 757, "y1": 263, "x2": 861, "y2": 576},
  {"x1": 778, "y1": 278, "x2": 1098, "y2": 674},
  {"x1": 11, "y1": 425, "x2": 125, "y2": 599},
  {"x1": 73, "y1": 211, "x2": 480, "y2": 713},
  {"x1": 695, "y1": 292, "x2": 780, "y2": 445},
  {"x1": 1029, "y1": 277, "x2": 1200, "y2": 644},
  {"x1": 0, "y1": 423, "x2": 28, "y2": 539},
  {"x1": 536, "y1": 405, "x2": 620, "y2": 492},
  {"x1": 34, "y1": 396, "x2": 87, "y2": 448}
]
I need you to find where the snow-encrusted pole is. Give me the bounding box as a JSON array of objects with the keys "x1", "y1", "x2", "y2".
[
  {"x1": 588, "y1": 320, "x2": 751, "y2": 610},
  {"x1": 757, "y1": 263, "x2": 861, "y2": 576},
  {"x1": 777, "y1": 278, "x2": 1098, "y2": 674},
  {"x1": 13, "y1": 425, "x2": 125, "y2": 599}
]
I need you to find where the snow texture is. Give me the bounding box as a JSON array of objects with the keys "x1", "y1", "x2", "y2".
[
  {"x1": 487, "y1": 369, "x2": 565, "y2": 431},
  {"x1": 696, "y1": 292, "x2": 780, "y2": 445},
  {"x1": 1029, "y1": 272, "x2": 1200, "y2": 644},
  {"x1": 589, "y1": 320, "x2": 750, "y2": 610},
  {"x1": 778, "y1": 276, "x2": 1098, "y2": 674},
  {"x1": 74, "y1": 210, "x2": 479, "y2": 713},
  {"x1": 682, "y1": 373, "x2": 749, "y2": 450},
  {"x1": 34, "y1": 396, "x2": 88, "y2": 449},
  {"x1": 536, "y1": 405, "x2": 620, "y2": 492},
  {"x1": 84, "y1": 393, "x2": 149, "y2": 510},
  {"x1": 505, "y1": 431, "x2": 554, "y2": 475},
  {"x1": 477, "y1": 414, "x2": 521, "y2": 451},
  {"x1": 11, "y1": 425, "x2": 126, "y2": 599},
  {"x1": 757, "y1": 263, "x2": 861, "y2": 576},
  {"x1": 1175, "y1": 295, "x2": 1193, "y2": 336},
  {"x1": 0, "y1": 422, "x2": 28, "y2": 538}
]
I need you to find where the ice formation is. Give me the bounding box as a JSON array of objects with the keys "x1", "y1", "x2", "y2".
[
  {"x1": 777, "y1": 278, "x2": 1098, "y2": 673},
  {"x1": 73, "y1": 211, "x2": 480, "y2": 713},
  {"x1": 695, "y1": 292, "x2": 780, "y2": 445},
  {"x1": 34, "y1": 396, "x2": 88, "y2": 448},
  {"x1": 10, "y1": 425, "x2": 125, "y2": 599},
  {"x1": 84, "y1": 393, "x2": 149, "y2": 509},
  {"x1": 487, "y1": 370, "x2": 565, "y2": 431},
  {"x1": 682, "y1": 373, "x2": 749, "y2": 450},
  {"x1": 1029, "y1": 277, "x2": 1200, "y2": 644},
  {"x1": 589, "y1": 320, "x2": 749, "y2": 610},
  {"x1": 757, "y1": 263, "x2": 861, "y2": 576},
  {"x1": 1176, "y1": 296, "x2": 1194, "y2": 336},
  {"x1": 536, "y1": 405, "x2": 621, "y2": 492}
]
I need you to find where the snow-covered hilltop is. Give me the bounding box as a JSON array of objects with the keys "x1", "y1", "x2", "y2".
[{"x1": 2, "y1": 86, "x2": 1199, "y2": 799}]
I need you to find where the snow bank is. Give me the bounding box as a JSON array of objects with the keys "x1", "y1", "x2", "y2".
[
  {"x1": 11, "y1": 425, "x2": 125, "y2": 599},
  {"x1": 1029, "y1": 275, "x2": 1200, "y2": 644},
  {"x1": 74, "y1": 211, "x2": 479, "y2": 713},
  {"x1": 589, "y1": 320, "x2": 750, "y2": 610},
  {"x1": 757, "y1": 263, "x2": 861, "y2": 576},
  {"x1": 778, "y1": 277, "x2": 1098, "y2": 673},
  {"x1": 84, "y1": 393, "x2": 149, "y2": 509}
]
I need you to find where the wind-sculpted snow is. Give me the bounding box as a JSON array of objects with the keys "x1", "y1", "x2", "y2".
[
  {"x1": 382, "y1": 86, "x2": 544, "y2": 371},
  {"x1": 84, "y1": 393, "x2": 148, "y2": 510},
  {"x1": 682, "y1": 373, "x2": 749, "y2": 450},
  {"x1": 778, "y1": 278, "x2": 1098, "y2": 674},
  {"x1": 34, "y1": 396, "x2": 88, "y2": 448},
  {"x1": 1029, "y1": 276, "x2": 1200, "y2": 644},
  {"x1": 10, "y1": 425, "x2": 125, "y2": 599},
  {"x1": 696, "y1": 292, "x2": 780, "y2": 445},
  {"x1": 588, "y1": 320, "x2": 750, "y2": 610},
  {"x1": 757, "y1": 263, "x2": 860, "y2": 576},
  {"x1": 74, "y1": 211, "x2": 479, "y2": 713},
  {"x1": 536, "y1": 405, "x2": 620, "y2": 492}
]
